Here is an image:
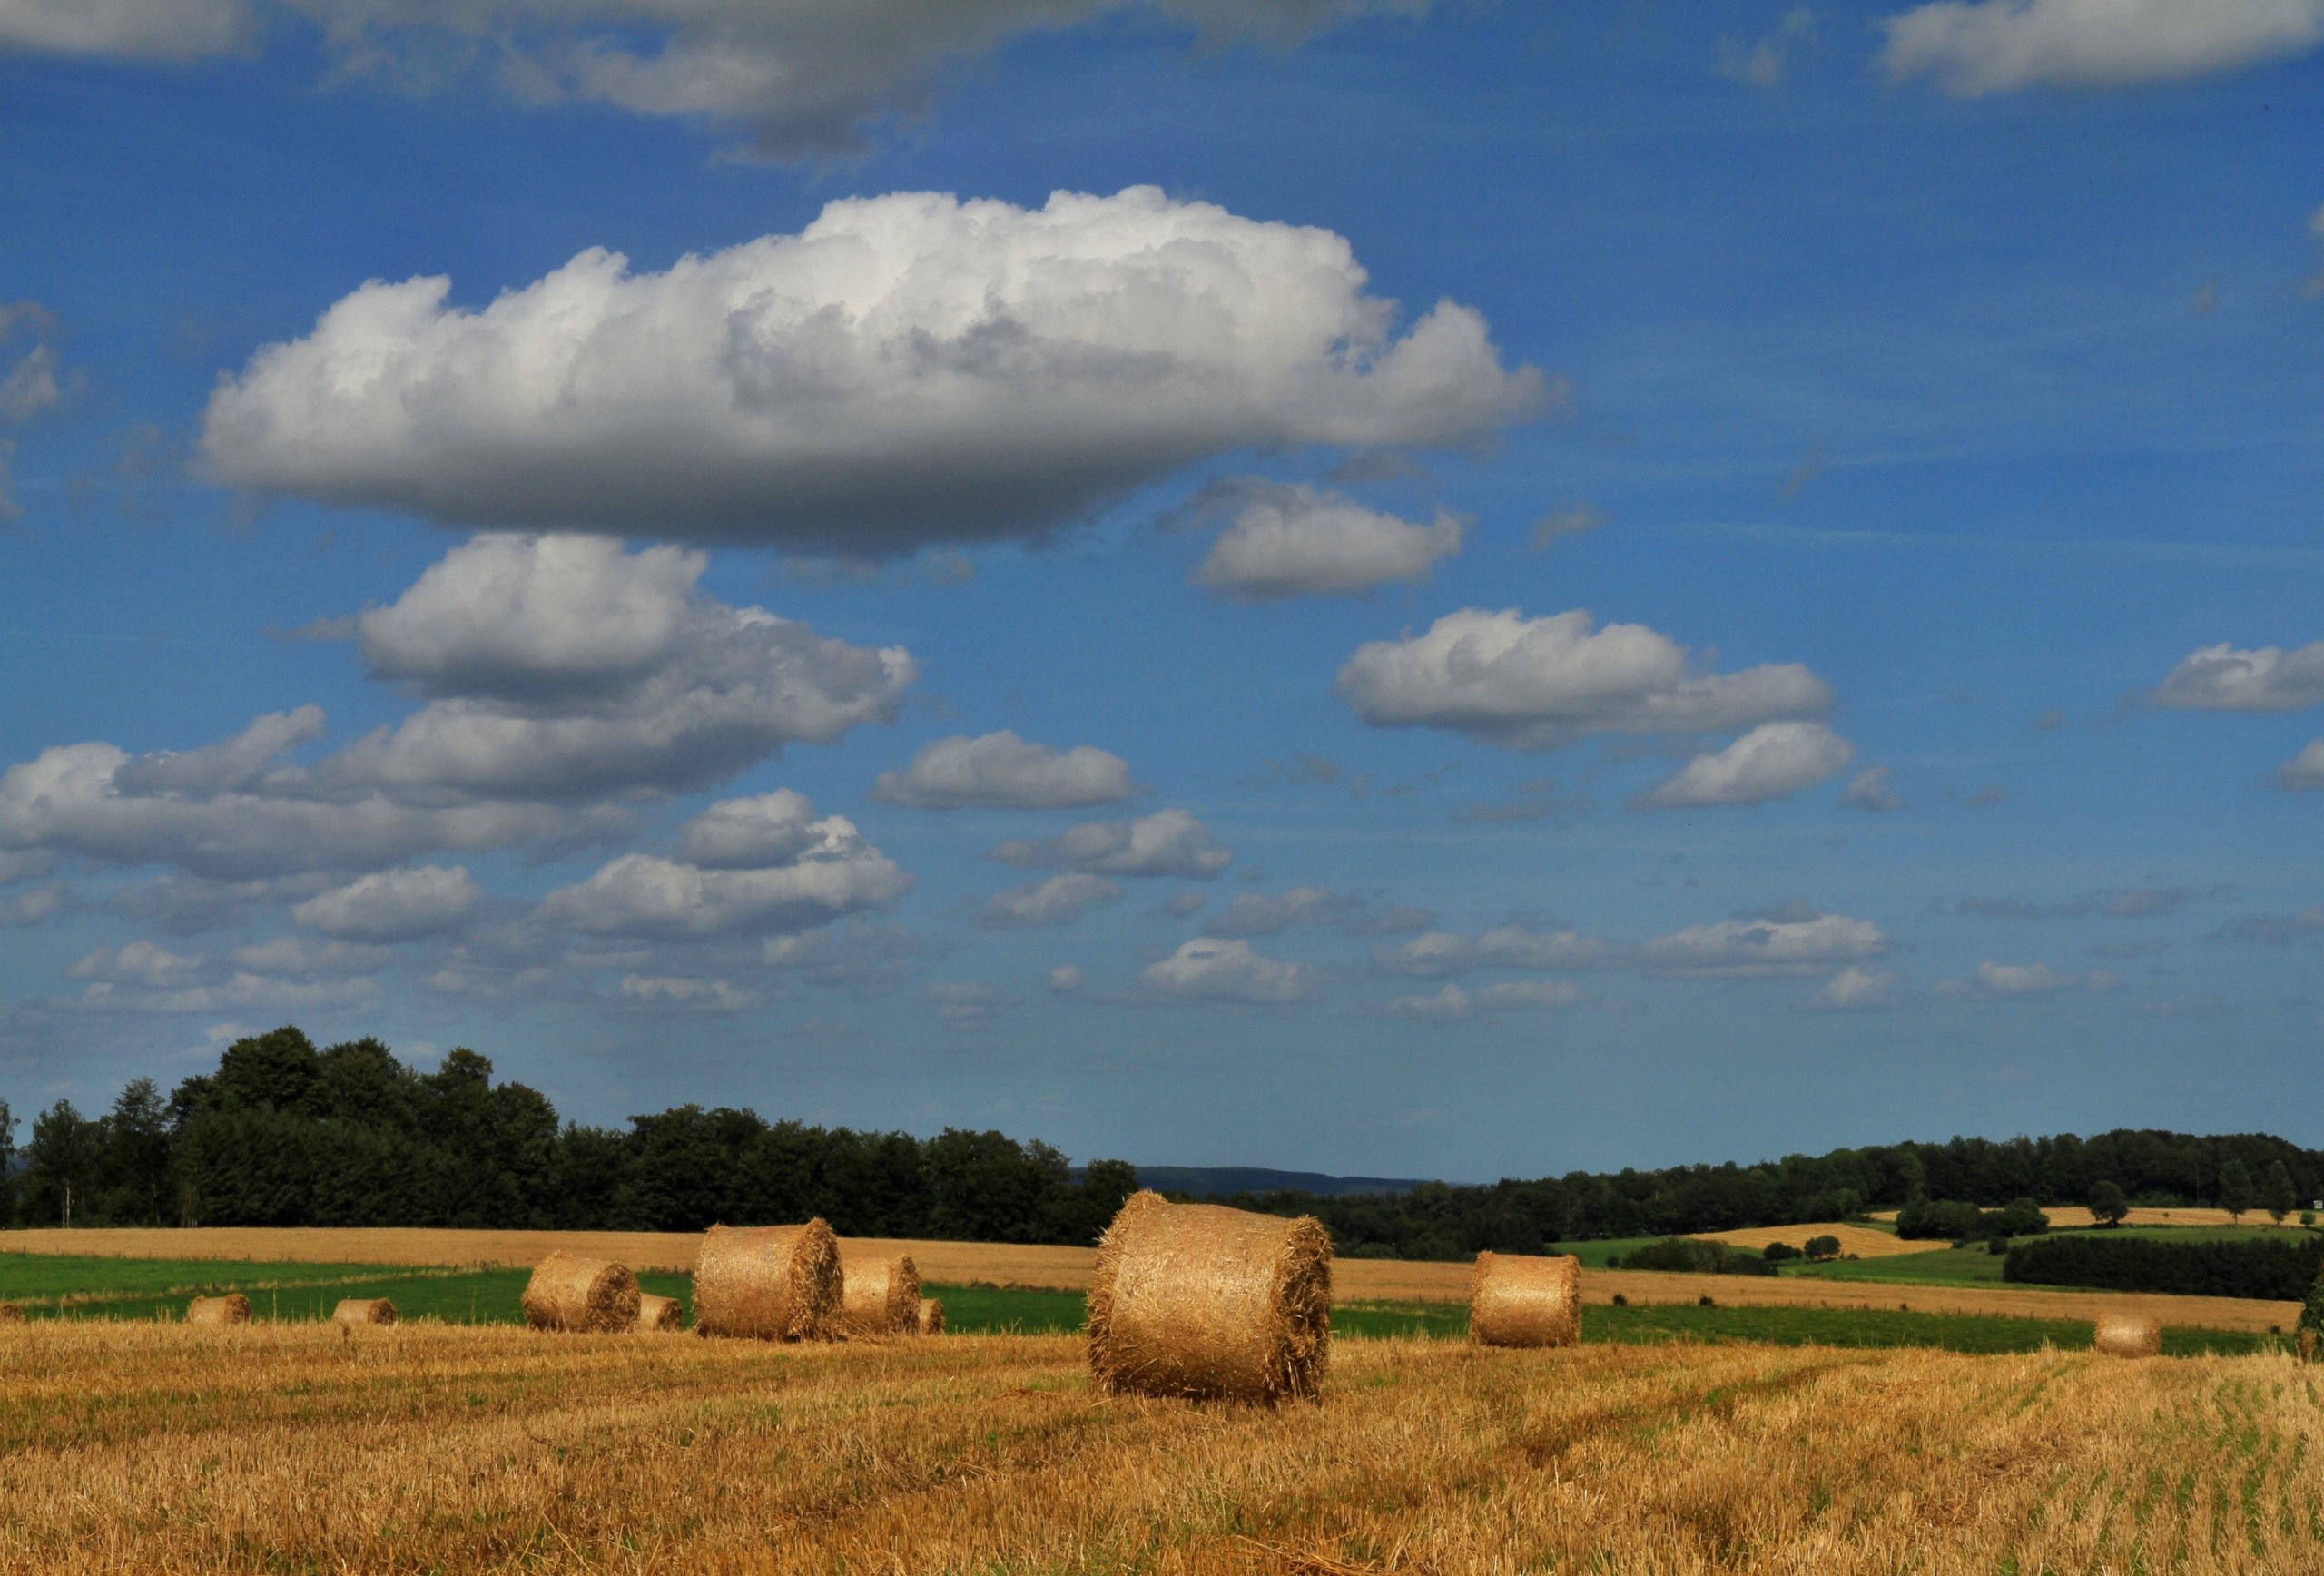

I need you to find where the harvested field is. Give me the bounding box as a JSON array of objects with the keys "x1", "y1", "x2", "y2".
[
  {"x1": 1689, "y1": 1222, "x2": 1945, "y2": 1259},
  {"x1": 0, "y1": 1320, "x2": 2318, "y2": 1572},
  {"x1": 0, "y1": 1228, "x2": 2299, "y2": 1332},
  {"x1": 1873, "y1": 1206, "x2": 2307, "y2": 1231}
]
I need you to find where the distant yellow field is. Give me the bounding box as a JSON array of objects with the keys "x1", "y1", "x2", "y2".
[
  {"x1": 2, "y1": 1226, "x2": 2300, "y2": 1333},
  {"x1": 1871, "y1": 1206, "x2": 2307, "y2": 1230},
  {"x1": 0, "y1": 1321, "x2": 2315, "y2": 1572},
  {"x1": 1689, "y1": 1222, "x2": 1942, "y2": 1259}
]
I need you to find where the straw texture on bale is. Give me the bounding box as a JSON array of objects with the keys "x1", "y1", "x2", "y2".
[
  {"x1": 1088, "y1": 1189, "x2": 1331, "y2": 1404},
  {"x1": 1469, "y1": 1251, "x2": 1581, "y2": 1348},
  {"x1": 520, "y1": 1252, "x2": 640, "y2": 1334},
  {"x1": 915, "y1": 1297, "x2": 945, "y2": 1335},
  {"x1": 331, "y1": 1298, "x2": 396, "y2": 1326},
  {"x1": 185, "y1": 1294, "x2": 251, "y2": 1326},
  {"x1": 693, "y1": 1220, "x2": 842, "y2": 1341},
  {"x1": 2093, "y1": 1311, "x2": 2162, "y2": 1358},
  {"x1": 635, "y1": 1292, "x2": 684, "y2": 1332},
  {"x1": 838, "y1": 1250, "x2": 921, "y2": 1335}
]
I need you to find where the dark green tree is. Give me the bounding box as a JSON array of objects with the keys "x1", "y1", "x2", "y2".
[
  {"x1": 2261, "y1": 1160, "x2": 2298, "y2": 1225},
  {"x1": 2220, "y1": 1158, "x2": 2257, "y2": 1223},
  {"x1": 97, "y1": 1078, "x2": 172, "y2": 1225},
  {"x1": 212, "y1": 1027, "x2": 321, "y2": 1115},
  {"x1": 2088, "y1": 1179, "x2": 2131, "y2": 1227},
  {"x1": 19, "y1": 1100, "x2": 102, "y2": 1226}
]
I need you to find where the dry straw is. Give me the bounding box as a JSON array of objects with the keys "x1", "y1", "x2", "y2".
[
  {"x1": 185, "y1": 1294, "x2": 252, "y2": 1326},
  {"x1": 915, "y1": 1297, "x2": 946, "y2": 1335},
  {"x1": 1469, "y1": 1252, "x2": 1581, "y2": 1348},
  {"x1": 693, "y1": 1220, "x2": 842, "y2": 1341},
  {"x1": 2093, "y1": 1311, "x2": 2162, "y2": 1358},
  {"x1": 839, "y1": 1250, "x2": 921, "y2": 1335},
  {"x1": 0, "y1": 1302, "x2": 24, "y2": 1324},
  {"x1": 520, "y1": 1252, "x2": 640, "y2": 1334},
  {"x1": 331, "y1": 1298, "x2": 397, "y2": 1327},
  {"x1": 636, "y1": 1292, "x2": 685, "y2": 1332},
  {"x1": 1088, "y1": 1189, "x2": 1332, "y2": 1404}
]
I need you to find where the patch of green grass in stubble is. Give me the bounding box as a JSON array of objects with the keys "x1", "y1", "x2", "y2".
[{"x1": 8, "y1": 1257, "x2": 696, "y2": 1326}]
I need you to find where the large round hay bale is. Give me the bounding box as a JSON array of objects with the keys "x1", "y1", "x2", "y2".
[
  {"x1": 1088, "y1": 1190, "x2": 1332, "y2": 1404},
  {"x1": 915, "y1": 1297, "x2": 946, "y2": 1335},
  {"x1": 636, "y1": 1292, "x2": 684, "y2": 1332},
  {"x1": 331, "y1": 1297, "x2": 397, "y2": 1327},
  {"x1": 185, "y1": 1294, "x2": 251, "y2": 1326},
  {"x1": 2093, "y1": 1311, "x2": 2162, "y2": 1358},
  {"x1": 1470, "y1": 1251, "x2": 1581, "y2": 1348},
  {"x1": 838, "y1": 1250, "x2": 921, "y2": 1335},
  {"x1": 520, "y1": 1252, "x2": 640, "y2": 1333},
  {"x1": 693, "y1": 1220, "x2": 842, "y2": 1341}
]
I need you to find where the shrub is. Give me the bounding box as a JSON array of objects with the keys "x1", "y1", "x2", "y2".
[
  {"x1": 1990, "y1": 1198, "x2": 2049, "y2": 1236},
  {"x1": 1617, "y1": 1237, "x2": 1778, "y2": 1276},
  {"x1": 1802, "y1": 1235, "x2": 1841, "y2": 1261},
  {"x1": 2005, "y1": 1234, "x2": 2324, "y2": 1300},
  {"x1": 1762, "y1": 1241, "x2": 1801, "y2": 1264},
  {"x1": 1896, "y1": 1198, "x2": 1984, "y2": 1241}
]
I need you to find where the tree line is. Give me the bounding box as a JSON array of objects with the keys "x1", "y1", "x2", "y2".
[{"x1": 1, "y1": 1025, "x2": 2318, "y2": 1257}]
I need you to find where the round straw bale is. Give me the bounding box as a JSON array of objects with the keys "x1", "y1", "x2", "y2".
[
  {"x1": 636, "y1": 1292, "x2": 685, "y2": 1332},
  {"x1": 1088, "y1": 1189, "x2": 1332, "y2": 1404},
  {"x1": 331, "y1": 1298, "x2": 397, "y2": 1327},
  {"x1": 2093, "y1": 1311, "x2": 2162, "y2": 1358},
  {"x1": 185, "y1": 1293, "x2": 252, "y2": 1326},
  {"x1": 0, "y1": 1302, "x2": 25, "y2": 1324},
  {"x1": 838, "y1": 1250, "x2": 921, "y2": 1335},
  {"x1": 915, "y1": 1297, "x2": 945, "y2": 1335},
  {"x1": 520, "y1": 1251, "x2": 640, "y2": 1333},
  {"x1": 693, "y1": 1220, "x2": 842, "y2": 1341},
  {"x1": 1469, "y1": 1251, "x2": 1581, "y2": 1348}
]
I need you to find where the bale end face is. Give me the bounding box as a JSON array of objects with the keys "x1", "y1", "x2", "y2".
[
  {"x1": 520, "y1": 1251, "x2": 641, "y2": 1334},
  {"x1": 1088, "y1": 1189, "x2": 1332, "y2": 1405},
  {"x1": 185, "y1": 1294, "x2": 252, "y2": 1326},
  {"x1": 1469, "y1": 1252, "x2": 1581, "y2": 1349},
  {"x1": 694, "y1": 1220, "x2": 842, "y2": 1341},
  {"x1": 636, "y1": 1292, "x2": 685, "y2": 1332},
  {"x1": 915, "y1": 1298, "x2": 946, "y2": 1335},
  {"x1": 331, "y1": 1298, "x2": 397, "y2": 1327},
  {"x1": 839, "y1": 1251, "x2": 922, "y2": 1335},
  {"x1": 2093, "y1": 1313, "x2": 2162, "y2": 1358}
]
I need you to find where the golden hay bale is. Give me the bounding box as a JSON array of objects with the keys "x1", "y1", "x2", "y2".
[
  {"x1": 838, "y1": 1250, "x2": 921, "y2": 1335},
  {"x1": 185, "y1": 1294, "x2": 251, "y2": 1326},
  {"x1": 1469, "y1": 1251, "x2": 1581, "y2": 1348},
  {"x1": 331, "y1": 1298, "x2": 397, "y2": 1327},
  {"x1": 1088, "y1": 1190, "x2": 1332, "y2": 1404},
  {"x1": 519, "y1": 1251, "x2": 640, "y2": 1333},
  {"x1": 635, "y1": 1292, "x2": 685, "y2": 1332},
  {"x1": 693, "y1": 1220, "x2": 842, "y2": 1341},
  {"x1": 2093, "y1": 1311, "x2": 2162, "y2": 1358},
  {"x1": 915, "y1": 1297, "x2": 946, "y2": 1335}
]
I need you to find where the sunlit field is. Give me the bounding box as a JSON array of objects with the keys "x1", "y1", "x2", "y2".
[{"x1": 0, "y1": 1320, "x2": 2318, "y2": 1573}]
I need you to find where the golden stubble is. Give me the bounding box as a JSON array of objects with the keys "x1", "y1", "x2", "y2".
[{"x1": 0, "y1": 1321, "x2": 2317, "y2": 1573}]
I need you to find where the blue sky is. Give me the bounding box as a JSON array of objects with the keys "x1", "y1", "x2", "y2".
[{"x1": 2, "y1": 0, "x2": 2320, "y2": 1180}]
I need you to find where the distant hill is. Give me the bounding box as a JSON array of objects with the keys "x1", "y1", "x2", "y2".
[{"x1": 1129, "y1": 1166, "x2": 1438, "y2": 1198}]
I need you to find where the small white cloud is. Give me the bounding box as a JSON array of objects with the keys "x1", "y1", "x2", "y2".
[
  {"x1": 292, "y1": 865, "x2": 482, "y2": 941},
  {"x1": 1155, "y1": 891, "x2": 1207, "y2": 919},
  {"x1": 990, "y1": 807, "x2": 1232, "y2": 879},
  {"x1": 0, "y1": 882, "x2": 65, "y2": 926},
  {"x1": 1203, "y1": 886, "x2": 1366, "y2": 936},
  {"x1": 1642, "y1": 905, "x2": 1890, "y2": 978},
  {"x1": 616, "y1": 974, "x2": 758, "y2": 1013},
  {"x1": 1883, "y1": 0, "x2": 2324, "y2": 96},
  {"x1": 1372, "y1": 925, "x2": 1613, "y2": 977},
  {"x1": 1048, "y1": 964, "x2": 1086, "y2": 995},
  {"x1": 871, "y1": 731, "x2": 1138, "y2": 810},
  {"x1": 1840, "y1": 764, "x2": 1904, "y2": 813},
  {"x1": 229, "y1": 937, "x2": 395, "y2": 977},
  {"x1": 1529, "y1": 502, "x2": 1606, "y2": 551},
  {"x1": 0, "y1": 341, "x2": 62, "y2": 422},
  {"x1": 1190, "y1": 479, "x2": 1466, "y2": 600},
  {"x1": 1339, "y1": 607, "x2": 1831, "y2": 751},
  {"x1": 540, "y1": 808, "x2": 909, "y2": 938},
  {"x1": 1476, "y1": 980, "x2": 1584, "y2": 1010},
  {"x1": 1934, "y1": 960, "x2": 2121, "y2": 1000},
  {"x1": 970, "y1": 873, "x2": 1122, "y2": 929},
  {"x1": 1640, "y1": 722, "x2": 1854, "y2": 810},
  {"x1": 1138, "y1": 936, "x2": 1320, "y2": 1004},
  {"x1": 2151, "y1": 641, "x2": 2324, "y2": 711},
  {"x1": 1807, "y1": 965, "x2": 1896, "y2": 1010},
  {"x1": 1717, "y1": 6, "x2": 1816, "y2": 87},
  {"x1": 2275, "y1": 738, "x2": 2324, "y2": 790},
  {"x1": 677, "y1": 791, "x2": 823, "y2": 869},
  {"x1": 1374, "y1": 983, "x2": 1471, "y2": 1019},
  {"x1": 68, "y1": 940, "x2": 202, "y2": 988}
]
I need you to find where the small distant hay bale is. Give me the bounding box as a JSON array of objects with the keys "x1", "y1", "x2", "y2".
[
  {"x1": 520, "y1": 1252, "x2": 640, "y2": 1334},
  {"x1": 838, "y1": 1250, "x2": 921, "y2": 1335},
  {"x1": 2094, "y1": 1311, "x2": 2162, "y2": 1358},
  {"x1": 185, "y1": 1294, "x2": 251, "y2": 1326},
  {"x1": 636, "y1": 1292, "x2": 685, "y2": 1332},
  {"x1": 1088, "y1": 1189, "x2": 1332, "y2": 1404},
  {"x1": 915, "y1": 1297, "x2": 945, "y2": 1335},
  {"x1": 331, "y1": 1298, "x2": 397, "y2": 1327},
  {"x1": 693, "y1": 1220, "x2": 842, "y2": 1341},
  {"x1": 0, "y1": 1302, "x2": 25, "y2": 1324},
  {"x1": 1469, "y1": 1252, "x2": 1581, "y2": 1348}
]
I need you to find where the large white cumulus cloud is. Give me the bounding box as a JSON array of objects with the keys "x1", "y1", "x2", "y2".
[
  {"x1": 1884, "y1": 0, "x2": 2324, "y2": 95},
  {"x1": 1338, "y1": 607, "x2": 1831, "y2": 750},
  {"x1": 202, "y1": 188, "x2": 1540, "y2": 554},
  {"x1": 0, "y1": 2, "x2": 1429, "y2": 154}
]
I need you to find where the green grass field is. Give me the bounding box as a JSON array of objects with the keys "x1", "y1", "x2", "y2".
[{"x1": 1781, "y1": 1245, "x2": 2010, "y2": 1285}]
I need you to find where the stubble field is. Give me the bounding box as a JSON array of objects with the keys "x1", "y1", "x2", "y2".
[{"x1": 0, "y1": 1318, "x2": 2318, "y2": 1573}]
